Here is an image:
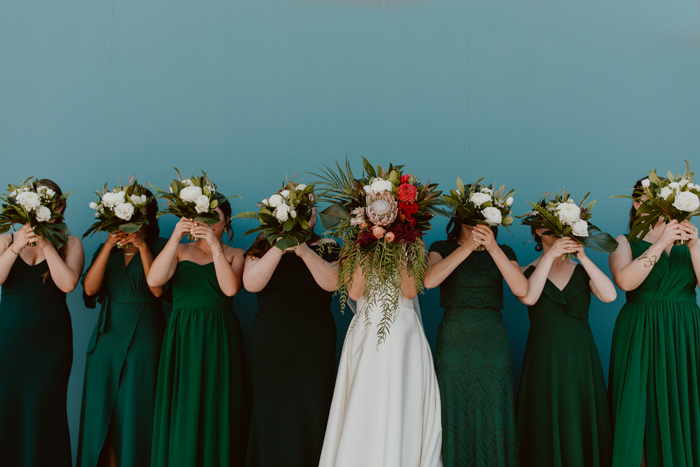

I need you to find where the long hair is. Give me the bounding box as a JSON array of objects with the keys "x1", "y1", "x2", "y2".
[
  {"x1": 143, "y1": 188, "x2": 160, "y2": 250},
  {"x1": 445, "y1": 218, "x2": 498, "y2": 242},
  {"x1": 629, "y1": 177, "x2": 647, "y2": 232},
  {"x1": 37, "y1": 179, "x2": 68, "y2": 282},
  {"x1": 530, "y1": 225, "x2": 543, "y2": 252},
  {"x1": 218, "y1": 199, "x2": 235, "y2": 245}
]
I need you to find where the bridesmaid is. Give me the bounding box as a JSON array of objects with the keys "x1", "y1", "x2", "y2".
[
  {"x1": 242, "y1": 209, "x2": 339, "y2": 467},
  {"x1": 0, "y1": 179, "x2": 84, "y2": 467},
  {"x1": 516, "y1": 231, "x2": 616, "y2": 466},
  {"x1": 147, "y1": 200, "x2": 248, "y2": 467},
  {"x1": 77, "y1": 190, "x2": 166, "y2": 467},
  {"x1": 424, "y1": 221, "x2": 528, "y2": 467},
  {"x1": 608, "y1": 178, "x2": 700, "y2": 466}
]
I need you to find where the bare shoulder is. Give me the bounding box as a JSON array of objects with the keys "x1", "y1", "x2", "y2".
[
  {"x1": 66, "y1": 234, "x2": 84, "y2": 250},
  {"x1": 0, "y1": 233, "x2": 12, "y2": 247},
  {"x1": 615, "y1": 234, "x2": 630, "y2": 245},
  {"x1": 225, "y1": 246, "x2": 246, "y2": 260}
]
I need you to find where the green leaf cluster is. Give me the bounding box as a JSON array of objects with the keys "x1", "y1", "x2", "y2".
[{"x1": 439, "y1": 176, "x2": 515, "y2": 233}]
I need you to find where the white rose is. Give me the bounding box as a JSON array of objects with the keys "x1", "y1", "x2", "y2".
[
  {"x1": 16, "y1": 192, "x2": 41, "y2": 211},
  {"x1": 89, "y1": 202, "x2": 98, "y2": 210},
  {"x1": 114, "y1": 203, "x2": 135, "y2": 221},
  {"x1": 370, "y1": 178, "x2": 393, "y2": 194},
  {"x1": 290, "y1": 210, "x2": 297, "y2": 219},
  {"x1": 268, "y1": 194, "x2": 283, "y2": 208},
  {"x1": 131, "y1": 195, "x2": 147, "y2": 205},
  {"x1": 280, "y1": 190, "x2": 290, "y2": 198},
  {"x1": 571, "y1": 220, "x2": 589, "y2": 237},
  {"x1": 672, "y1": 191, "x2": 700, "y2": 213},
  {"x1": 37, "y1": 186, "x2": 55, "y2": 199},
  {"x1": 10, "y1": 188, "x2": 27, "y2": 198},
  {"x1": 179, "y1": 186, "x2": 203, "y2": 203},
  {"x1": 641, "y1": 178, "x2": 650, "y2": 188},
  {"x1": 35, "y1": 206, "x2": 52, "y2": 223},
  {"x1": 469, "y1": 192, "x2": 491, "y2": 207},
  {"x1": 102, "y1": 191, "x2": 126, "y2": 208},
  {"x1": 275, "y1": 203, "x2": 290, "y2": 222},
  {"x1": 680, "y1": 179, "x2": 690, "y2": 187},
  {"x1": 480, "y1": 187, "x2": 493, "y2": 194},
  {"x1": 181, "y1": 179, "x2": 193, "y2": 187},
  {"x1": 659, "y1": 186, "x2": 673, "y2": 200},
  {"x1": 556, "y1": 202, "x2": 582, "y2": 226},
  {"x1": 481, "y1": 207, "x2": 502, "y2": 225},
  {"x1": 295, "y1": 184, "x2": 307, "y2": 191},
  {"x1": 506, "y1": 197, "x2": 514, "y2": 206},
  {"x1": 262, "y1": 199, "x2": 269, "y2": 206},
  {"x1": 194, "y1": 195, "x2": 210, "y2": 214},
  {"x1": 669, "y1": 182, "x2": 680, "y2": 190},
  {"x1": 363, "y1": 185, "x2": 372, "y2": 194}
]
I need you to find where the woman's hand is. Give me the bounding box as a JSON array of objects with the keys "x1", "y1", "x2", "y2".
[
  {"x1": 105, "y1": 232, "x2": 121, "y2": 249},
  {"x1": 543, "y1": 237, "x2": 579, "y2": 259},
  {"x1": 681, "y1": 220, "x2": 699, "y2": 250},
  {"x1": 116, "y1": 230, "x2": 147, "y2": 249},
  {"x1": 572, "y1": 241, "x2": 588, "y2": 259},
  {"x1": 190, "y1": 223, "x2": 220, "y2": 248},
  {"x1": 285, "y1": 242, "x2": 311, "y2": 258},
  {"x1": 472, "y1": 225, "x2": 497, "y2": 251},
  {"x1": 459, "y1": 229, "x2": 481, "y2": 252},
  {"x1": 12, "y1": 224, "x2": 35, "y2": 250},
  {"x1": 172, "y1": 217, "x2": 195, "y2": 240},
  {"x1": 657, "y1": 220, "x2": 687, "y2": 248},
  {"x1": 25, "y1": 227, "x2": 53, "y2": 251}
]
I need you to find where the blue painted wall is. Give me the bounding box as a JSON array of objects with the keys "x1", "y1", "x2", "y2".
[{"x1": 1, "y1": 0, "x2": 699, "y2": 462}]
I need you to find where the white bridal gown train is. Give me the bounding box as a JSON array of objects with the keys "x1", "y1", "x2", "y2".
[{"x1": 319, "y1": 292, "x2": 443, "y2": 467}]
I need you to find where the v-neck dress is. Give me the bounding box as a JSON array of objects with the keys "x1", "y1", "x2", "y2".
[
  {"x1": 0, "y1": 237, "x2": 73, "y2": 467},
  {"x1": 609, "y1": 241, "x2": 700, "y2": 466},
  {"x1": 516, "y1": 264, "x2": 612, "y2": 467},
  {"x1": 77, "y1": 238, "x2": 167, "y2": 467}
]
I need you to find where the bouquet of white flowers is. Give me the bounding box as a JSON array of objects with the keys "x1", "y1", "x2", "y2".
[
  {"x1": 235, "y1": 180, "x2": 317, "y2": 250},
  {"x1": 83, "y1": 176, "x2": 152, "y2": 249},
  {"x1": 0, "y1": 177, "x2": 71, "y2": 248},
  {"x1": 616, "y1": 160, "x2": 700, "y2": 244},
  {"x1": 519, "y1": 190, "x2": 618, "y2": 259},
  {"x1": 152, "y1": 167, "x2": 239, "y2": 240},
  {"x1": 440, "y1": 177, "x2": 515, "y2": 249}
]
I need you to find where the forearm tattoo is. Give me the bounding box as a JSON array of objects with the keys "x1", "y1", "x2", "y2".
[{"x1": 638, "y1": 251, "x2": 658, "y2": 268}]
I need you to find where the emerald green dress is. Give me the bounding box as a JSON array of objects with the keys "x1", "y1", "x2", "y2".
[
  {"x1": 428, "y1": 240, "x2": 519, "y2": 467},
  {"x1": 517, "y1": 264, "x2": 612, "y2": 467},
  {"x1": 151, "y1": 260, "x2": 248, "y2": 467},
  {"x1": 77, "y1": 238, "x2": 167, "y2": 467},
  {"x1": 0, "y1": 236, "x2": 73, "y2": 467},
  {"x1": 609, "y1": 241, "x2": 700, "y2": 466},
  {"x1": 246, "y1": 246, "x2": 338, "y2": 467}
]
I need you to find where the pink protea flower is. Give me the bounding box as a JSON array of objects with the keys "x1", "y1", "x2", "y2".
[
  {"x1": 366, "y1": 191, "x2": 398, "y2": 227},
  {"x1": 372, "y1": 225, "x2": 386, "y2": 239}
]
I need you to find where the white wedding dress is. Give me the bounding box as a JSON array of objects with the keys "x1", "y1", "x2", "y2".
[{"x1": 319, "y1": 292, "x2": 443, "y2": 467}]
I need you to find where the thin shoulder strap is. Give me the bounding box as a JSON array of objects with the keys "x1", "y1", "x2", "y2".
[{"x1": 8, "y1": 231, "x2": 14, "y2": 246}]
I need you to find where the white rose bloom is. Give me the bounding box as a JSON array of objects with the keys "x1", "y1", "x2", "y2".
[
  {"x1": 295, "y1": 184, "x2": 307, "y2": 191},
  {"x1": 268, "y1": 194, "x2": 284, "y2": 208},
  {"x1": 669, "y1": 182, "x2": 680, "y2": 190},
  {"x1": 35, "y1": 206, "x2": 52, "y2": 223},
  {"x1": 506, "y1": 197, "x2": 514, "y2": 206},
  {"x1": 481, "y1": 207, "x2": 502, "y2": 225},
  {"x1": 16, "y1": 192, "x2": 41, "y2": 211},
  {"x1": 556, "y1": 202, "x2": 582, "y2": 226},
  {"x1": 262, "y1": 199, "x2": 269, "y2": 206},
  {"x1": 280, "y1": 190, "x2": 290, "y2": 198},
  {"x1": 275, "y1": 203, "x2": 290, "y2": 222},
  {"x1": 37, "y1": 186, "x2": 55, "y2": 199},
  {"x1": 470, "y1": 192, "x2": 491, "y2": 207},
  {"x1": 114, "y1": 203, "x2": 135, "y2": 221},
  {"x1": 181, "y1": 179, "x2": 193, "y2": 187},
  {"x1": 572, "y1": 220, "x2": 589, "y2": 237},
  {"x1": 480, "y1": 187, "x2": 493, "y2": 194},
  {"x1": 680, "y1": 179, "x2": 690, "y2": 187},
  {"x1": 102, "y1": 191, "x2": 126, "y2": 208},
  {"x1": 659, "y1": 186, "x2": 673, "y2": 200},
  {"x1": 290, "y1": 210, "x2": 297, "y2": 219},
  {"x1": 131, "y1": 195, "x2": 147, "y2": 205},
  {"x1": 641, "y1": 178, "x2": 650, "y2": 188},
  {"x1": 363, "y1": 185, "x2": 372, "y2": 194},
  {"x1": 370, "y1": 178, "x2": 393, "y2": 194},
  {"x1": 672, "y1": 192, "x2": 700, "y2": 213},
  {"x1": 194, "y1": 195, "x2": 210, "y2": 214},
  {"x1": 179, "y1": 186, "x2": 203, "y2": 203},
  {"x1": 89, "y1": 202, "x2": 98, "y2": 210},
  {"x1": 95, "y1": 212, "x2": 100, "y2": 217}
]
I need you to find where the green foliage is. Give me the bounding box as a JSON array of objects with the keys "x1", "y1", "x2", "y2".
[{"x1": 439, "y1": 176, "x2": 516, "y2": 234}]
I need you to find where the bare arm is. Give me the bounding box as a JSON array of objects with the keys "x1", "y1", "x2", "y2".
[
  {"x1": 680, "y1": 220, "x2": 700, "y2": 287},
  {"x1": 0, "y1": 232, "x2": 21, "y2": 285},
  {"x1": 40, "y1": 235, "x2": 84, "y2": 293},
  {"x1": 574, "y1": 246, "x2": 617, "y2": 303},
  {"x1": 242, "y1": 247, "x2": 284, "y2": 293},
  {"x1": 424, "y1": 236, "x2": 480, "y2": 289},
  {"x1": 83, "y1": 234, "x2": 119, "y2": 296},
  {"x1": 473, "y1": 226, "x2": 528, "y2": 297},
  {"x1": 400, "y1": 261, "x2": 418, "y2": 299},
  {"x1": 347, "y1": 263, "x2": 367, "y2": 301},
  {"x1": 148, "y1": 218, "x2": 192, "y2": 287},
  {"x1": 291, "y1": 243, "x2": 339, "y2": 292},
  {"x1": 518, "y1": 238, "x2": 578, "y2": 306},
  {"x1": 190, "y1": 223, "x2": 243, "y2": 297}
]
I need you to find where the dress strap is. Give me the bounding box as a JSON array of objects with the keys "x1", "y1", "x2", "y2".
[{"x1": 8, "y1": 232, "x2": 14, "y2": 247}]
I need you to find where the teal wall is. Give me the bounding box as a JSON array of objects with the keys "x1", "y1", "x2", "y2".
[{"x1": 2, "y1": 0, "x2": 699, "y2": 462}]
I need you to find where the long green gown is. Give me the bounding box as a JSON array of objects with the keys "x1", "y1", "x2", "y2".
[
  {"x1": 0, "y1": 236, "x2": 73, "y2": 467},
  {"x1": 246, "y1": 245, "x2": 338, "y2": 467},
  {"x1": 609, "y1": 241, "x2": 700, "y2": 466},
  {"x1": 151, "y1": 260, "x2": 248, "y2": 467},
  {"x1": 428, "y1": 240, "x2": 519, "y2": 467},
  {"x1": 517, "y1": 264, "x2": 612, "y2": 467},
  {"x1": 77, "y1": 238, "x2": 167, "y2": 467}
]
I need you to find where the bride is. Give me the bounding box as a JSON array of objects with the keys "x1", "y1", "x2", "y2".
[{"x1": 319, "y1": 256, "x2": 443, "y2": 467}]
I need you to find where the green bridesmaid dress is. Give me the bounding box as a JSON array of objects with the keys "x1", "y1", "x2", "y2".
[
  {"x1": 77, "y1": 238, "x2": 167, "y2": 467},
  {"x1": 429, "y1": 240, "x2": 519, "y2": 467},
  {"x1": 0, "y1": 235, "x2": 73, "y2": 467},
  {"x1": 609, "y1": 241, "x2": 700, "y2": 466},
  {"x1": 246, "y1": 246, "x2": 338, "y2": 467},
  {"x1": 151, "y1": 260, "x2": 248, "y2": 467},
  {"x1": 516, "y1": 264, "x2": 612, "y2": 467}
]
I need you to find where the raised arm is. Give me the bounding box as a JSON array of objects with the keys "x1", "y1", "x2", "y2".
[
  {"x1": 31, "y1": 232, "x2": 85, "y2": 294},
  {"x1": 83, "y1": 233, "x2": 120, "y2": 296},
  {"x1": 572, "y1": 244, "x2": 617, "y2": 303},
  {"x1": 472, "y1": 225, "x2": 528, "y2": 297},
  {"x1": 518, "y1": 237, "x2": 578, "y2": 306},
  {"x1": 423, "y1": 235, "x2": 480, "y2": 289},
  {"x1": 243, "y1": 247, "x2": 284, "y2": 293},
  {"x1": 120, "y1": 230, "x2": 163, "y2": 297},
  {"x1": 289, "y1": 242, "x2": 339, "y2": 292},
  {"x1": 190, "y1": 223, "x2": 243, "y2": 297},
  {"x1": 347, "y1": 262, "x2": 367, "y2": 302},
  {"x1": 0, "y1": 227, "x2": 29, "y2": 285},
  {"x1": 148, "y1": 218, "x2": 192, "y2": 287},
  {"x1": 680, "y1": 220, "x2": 700, "y2": 287}
]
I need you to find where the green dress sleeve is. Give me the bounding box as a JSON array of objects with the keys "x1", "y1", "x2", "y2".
[
  {"x1": 500, "y1": 244, "x2": 518, "y2": 262},
  {"x1": 82, "y1": 244, "x2": 108, "y2": 309},
  {"x1": 428, "y1": 240, "x2": 450, "y2": 258}
]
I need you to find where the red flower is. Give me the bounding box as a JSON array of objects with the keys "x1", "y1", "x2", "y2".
[
  {"x1": 400, "y1": 174, "x2": 411, "y2": 184},
  {"x1": 398, "y1": 183, "x2": 418, "y2": 202},
  {"x1": 410, "y1": 203, "x2": 418, "y2": 213},
  {"x1": 387, "y1": 222, "x2": 423, "y2": 244},
  {"x1": 409, "y1": 218, "x2": 416, "y2": 227}
]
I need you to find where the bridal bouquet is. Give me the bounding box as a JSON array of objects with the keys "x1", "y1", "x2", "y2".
[
  {"x1": 152, "y1": 168, "x2": 239, "y2": 240},
  {"x1": 616, "y1": 160, "x2": 700, "y2": 244},
  {"x1": 519, "y1": 190, "x2": 618, "y2": 259},
  {"x1": 83, "y1": 176, "x2": 152, "y2": 249},
  {"x1": 0, "y1": 177, "x2": 71, "y2": 249},
  {"x1": 314, "y1": 157, "x2": 442, "y2": 344},
  {"x1": 235, "y1": 180, "x2": 317, "y2": 250},
  {"x1": 441, "y1": 177, "x2": 515, "y2": 249}
]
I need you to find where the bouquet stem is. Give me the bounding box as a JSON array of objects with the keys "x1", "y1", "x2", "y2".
[
  {"x1": 27, "y1": 242, "x2": 37, "y2": 247},
  {"x1": 187, "y1": 233, "x2": 196, "y2": 242},
  {"x1": 475, "y1": 245, "x2": 485, "y2": 252},
  {"x1": 562, "y1": 252, "x2": 578, "y2": 260},
  {"x1": 674, "y1": 239, "x2": 686, "y2": 246},
  {"x1": 117, "y1": 243, "x2": 131, "y2": 250}
]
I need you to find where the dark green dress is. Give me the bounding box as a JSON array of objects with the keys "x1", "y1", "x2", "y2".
[
  {"x1": 246, "y1": 246, "x2": 338, "y2": 467},
  {"x1": 0, "y1": 237, "x2": 73, "y2": 467},
  {"x1": 517, "y1": 264, "x2": 612, "y2": 467},
  {"x1": 77, "y1": 238, "x2": 167, "y2": 467},
  {"x1": 151, "y1": 260, "x2": 248, "y2": 467},
  {"x1": 428, "y1": 240, "x2": 519, "y2": 467},
  {"x1": 609, "y1": 241, "x2": 700, "y2": 466}
]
